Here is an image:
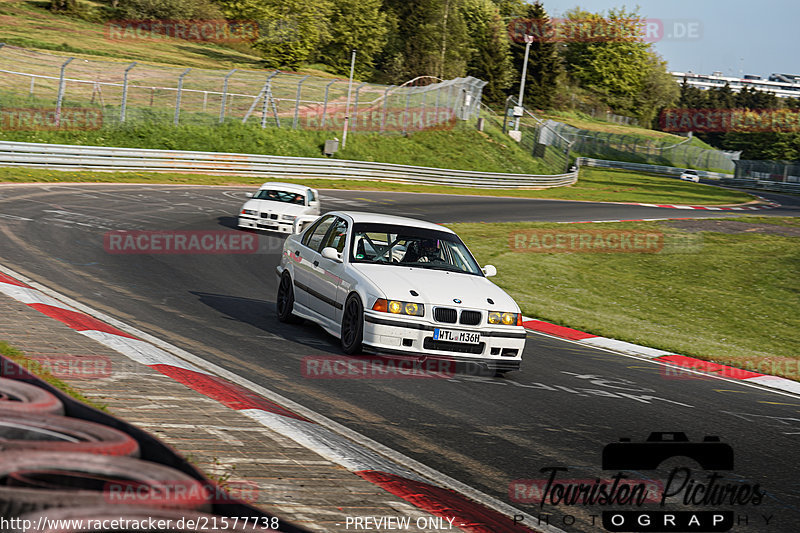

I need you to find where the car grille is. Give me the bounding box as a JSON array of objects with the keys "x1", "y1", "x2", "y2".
[
  {"x1": 459, "y1": 310, "x2": 481, "y2": 326},
  {"x1": 423, "y1": 338, "x2": 484, "y2": 354},
  {"x1": 260, "y1": 213, "x2": 279, "y2": 220},
  {"x1": 433, "y1": 307, "x2": 457, "y2": 323}
]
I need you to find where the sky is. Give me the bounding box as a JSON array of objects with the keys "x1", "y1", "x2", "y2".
[{"x1": 541, "y1": 0, "x2": 800, "y2": 78}]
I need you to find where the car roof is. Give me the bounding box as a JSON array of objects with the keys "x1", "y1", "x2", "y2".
[
  {"x1": 258, "y1": 182, "x2": 311, "y2": 193},
  {"x1": 331, "y1": 211, "x2": 454, "y2": 233}
]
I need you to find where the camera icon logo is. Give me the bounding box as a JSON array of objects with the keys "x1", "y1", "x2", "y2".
[{"x1": 602, "y1": 432, "x2": 733, "y2": 471}]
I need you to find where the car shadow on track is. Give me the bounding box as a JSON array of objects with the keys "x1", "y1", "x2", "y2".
[{"x1": 189, "y1": 290, "x2": 340, "y2": 354}]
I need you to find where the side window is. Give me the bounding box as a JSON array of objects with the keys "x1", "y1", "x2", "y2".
[
  {"x1": 307, "y1": 189, "x2": 316, "y2": 203},
  {"x1": 322, "y1": 217, "x2": 348, "y2": 253},
  {"x1": 302, "y1": 215, "x2": 334, "y2": 250}
]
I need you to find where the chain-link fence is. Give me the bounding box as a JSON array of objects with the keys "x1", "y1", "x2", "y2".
[
  {"x1": 476, "y1": 96, "x2": 573, "y2": 173},
  {"x1": 0, "y1": 44, "x2": 486, "y2": 134},
  {"x1": 734, "y1": 160, "x2": 800, "y2": 182},
  {"x1": 547, "y1": 121, "x2": 740, "y2": 172}
]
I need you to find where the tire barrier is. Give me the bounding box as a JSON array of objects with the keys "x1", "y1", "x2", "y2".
[
  {"x1": 0, "y1": 452, "x2": 213, "y2": 518},
  {"x1": 13, "y1": 506, "x2": 269, "y2": 532},
  {"x1": 0, "y1": 412, "x2": 139, "y2": 456},
  {"x1": 0, "y1": 378, "x2": 64, "y2": 415}
]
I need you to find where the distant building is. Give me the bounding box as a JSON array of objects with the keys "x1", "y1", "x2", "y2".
[{"x1": 670, "y1": 71, "x2": 800, "y2": 98}]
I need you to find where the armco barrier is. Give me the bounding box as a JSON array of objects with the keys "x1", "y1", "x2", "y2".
[
  {"x1": 0, "y1": 140, "x2": 577, "y2": 189},
  {"x1": 578, "y1": 157, "x2": 733, "y2": 179},
  {"x1": 718, "y1": 177, "x2": 800, "y2": 194}
]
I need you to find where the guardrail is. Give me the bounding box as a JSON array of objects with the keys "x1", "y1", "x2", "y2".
[
  {"x1": 718, "y1": 177, "x2": 800, "y2": 194},
  {"x1": 0, "y1": 141, "x2": 577, "y2": 189},
  {"x1": 578, "y1": 158, "x2": 733, "y2": 179}
]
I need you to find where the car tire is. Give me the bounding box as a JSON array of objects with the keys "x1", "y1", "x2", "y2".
[
  {"x1": 341, "y1": 294, "x2": 364, "y2": 355},
  {"x1": 0, "y1": 377, "x2": 64, "y2": 415},
  {"x1": 0, "y1": 411, "x2": 139, "y2": 456},
  {"x1": 0, "y1": 451, "x2": 211, "y2": 518},
  {"x1": 276, "y1": 272, "x2": 299, "y2": 323}
]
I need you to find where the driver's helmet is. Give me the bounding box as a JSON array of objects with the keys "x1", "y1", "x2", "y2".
[{"x1": 419, "y1": 238, "x2": 440, "y2": 258}]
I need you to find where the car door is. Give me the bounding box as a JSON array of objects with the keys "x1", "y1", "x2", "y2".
[
  {"x1": 293, "y1": 214, "x2": 335, "y2": 310},
  {"x1": 310, "y1": 216, "x2": 349, "y2": 321}
]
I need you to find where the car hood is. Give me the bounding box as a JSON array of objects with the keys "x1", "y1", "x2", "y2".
[
  {"x1": 242, "y1": 199, "x2": 310, "y2": 215},
  {"x1": 352, "y1": 264, "x2": 520, "y2": 311}
]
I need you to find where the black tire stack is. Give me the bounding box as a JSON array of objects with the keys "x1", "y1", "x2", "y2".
[{"x1": 0, "y1": 366, "x2": 304, "y2": 532}]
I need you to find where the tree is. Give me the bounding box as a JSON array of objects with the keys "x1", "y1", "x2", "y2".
[
  {"x1": 318, "y1": 0, "x2": 388, "y2": 78},
  {"x1": 510, "y1": 1, "x2": 560, "y2": 109},
  {"x1": 216, "y1": 0, "x2": 332, "y2": 69},
  {"x1": 561, "y1": 7, "x2": 652, "y2": 114},
  {"x1": 490, "y1": 0, "x2": 527, "y2": 18},
  {"x1": 463, "y1": 0, "x2": 513, "y2": 104},
  {"x1": 380, "y1": 0, "x2": 470, "y2": 82},
  {"x1": 634, "y1": 53, "x2": 678, "y2": 127}
]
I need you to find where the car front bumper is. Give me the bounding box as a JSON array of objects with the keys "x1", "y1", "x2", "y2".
[
  {"x1": 362, "y1": 312, "x2": 525, "y2": 371},
  {"x1": 238, "y1": 215, "x2": 293, "y2": 233}
]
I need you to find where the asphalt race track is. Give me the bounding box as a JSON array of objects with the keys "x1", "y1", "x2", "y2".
[{"x1": 0, "y1": 183, "x2": 798, "y2": 532}]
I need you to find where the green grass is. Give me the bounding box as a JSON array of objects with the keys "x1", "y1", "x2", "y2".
[
  {"x1": 451, "y1": 217, "x2": 800, "y2": 381},
  {"x1": 0, "y1": 340, "x2": 109, "y2": 411},
  {"x1": 0, "y1": 166, "x2": 757, "y2": 205},
  {"x1": 0, "y1": 0, "x2": 265, "y2": 69}
]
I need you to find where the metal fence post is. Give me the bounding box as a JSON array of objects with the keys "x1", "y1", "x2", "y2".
[
  {"x1": 292, "y1": 75, "x2": 310, "y2": 130},
  {"x1": 433, "y1": 84, "x2": 441, "y2": 126},
  {"x1": 174, "y1": 68, "x2": 191, "y2": 126},
  {"x1": 219, "y1": 69, "x2": 236, "y2": 124},
  {"x1": 261, "y1": 71, "x2": 281, "y2": 129},
  {"x1": 120, "y1": 62, "x2": 137, "y2": 123},
  {"x1": 351, "y1": 82, "x2": 367, "y2": 132},
  {"x1": 380, "y1": 85, "x2": 394, "y2": 133},
  {"x1": 55, "y1": 57, "x2": 74, "y2": 126},
  {"x1": 402, "y1": 85, "x2": 412, "y2": 135},
  {"x1": 321, "y1": 79, "x2": 337, "y2": 128}
]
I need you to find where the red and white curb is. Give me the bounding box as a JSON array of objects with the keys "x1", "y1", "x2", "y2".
[
  {"x1": 0, "y1": 267, "x2": 552, "y2": 533},
  {"x1": 521, "y1": 317, "x2": 800, "y2": 396}
]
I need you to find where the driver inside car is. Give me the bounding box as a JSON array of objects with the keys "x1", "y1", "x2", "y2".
[{"x1": 403, "y1": 238, "x2": 441, "y2": 263}]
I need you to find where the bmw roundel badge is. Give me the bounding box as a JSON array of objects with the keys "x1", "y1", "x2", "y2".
[{"x1": 453, "y1": 298, "x2": 462, "y2": 304}]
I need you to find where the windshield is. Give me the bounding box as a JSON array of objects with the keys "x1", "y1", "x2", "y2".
[
  {"x1": 253, "y1": 189, "x2": 305, "y2": 205},
  {"x1": 350, "y1": 223, "x2": 482, "y2": 276}
]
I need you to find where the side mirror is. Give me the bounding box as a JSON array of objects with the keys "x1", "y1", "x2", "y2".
[
  {"x1": 482, "y1": 265, "x2": 497, "y2": 277},
  {"x1": 321, "y1": 247, "x2": 342, "y2": 262},
  {"x1": 293, "y1": 215, "x2": 319, "y2": 234},
  {"x1": 245, "y1": 192, "x2": 253, "y2": 198}
]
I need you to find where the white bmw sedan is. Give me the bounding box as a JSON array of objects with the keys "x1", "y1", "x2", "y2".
[
  {"x1": 238, "y1": 182, "x2": 321, "y2": 233},
  {"x1": 276, "y1": 211, "x2": 526, "y2": 373}
]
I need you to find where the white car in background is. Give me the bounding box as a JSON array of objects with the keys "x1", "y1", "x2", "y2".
[
  {"x1": 275, "y1": 211, "x2": 526, "y2": 373},
  {"x1": 238, "y1": 182, "x2": 321, "y2": 233},
  {"x1": 679, "y1": 170, "x2": 700, "y2": 182}
]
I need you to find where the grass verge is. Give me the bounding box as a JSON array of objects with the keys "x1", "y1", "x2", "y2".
[
  {"x1": 0, "y1": 167, "x2": 756, "y2": 206},
  {"x1": 452, "y1": 216, "x2": 799, "y2": 381},
  {"x1": 0, "y1": 340, "x2": 109, "y2": 411}
]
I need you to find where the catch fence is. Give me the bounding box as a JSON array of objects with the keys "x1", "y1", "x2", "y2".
[{"x1": 0, "y1": 44, "x2": 485, "y2": 134}]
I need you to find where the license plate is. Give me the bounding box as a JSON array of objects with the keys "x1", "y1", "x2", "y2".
[
  {"x1": 258, "y1": 222, "x2": 277, "y2": 228},
  {"x1": 433, "y1": 328, "x2": 481, "y2": 344}
]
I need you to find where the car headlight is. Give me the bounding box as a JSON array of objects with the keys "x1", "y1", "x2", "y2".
[
  {"x1": 282, "y1": 214, "x2": 297, "y2": 221},
  {"x1": 372, "y1": 299, "x2": 424, "y2": 317},
  {"x1": 488, "y1": 311, "x2": 521, "y2": 326},
  {"x1": 240, "y1": 209, "x2": 257, "y2": 216}
]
